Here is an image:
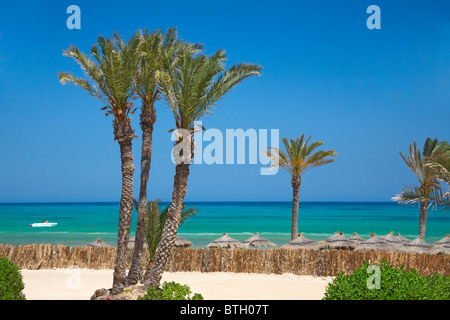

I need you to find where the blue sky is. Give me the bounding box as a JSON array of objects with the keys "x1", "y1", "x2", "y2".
[{"x1": 0, "y1": 0, "x2": 449, "y2": 202}]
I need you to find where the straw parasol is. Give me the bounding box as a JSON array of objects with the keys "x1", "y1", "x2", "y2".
[
  {"x1": 242, "y1": 232, "x2": 277, "y2": 248},
  {"x1": 400, "y1": 237, "x2": 433, "y2": 254},
  {"x1": 85, "y1": 238, "x2": 111, "y2": 248},
  {"x1": 395, "y1": 233, "x2": 411, "y2": 243},
  {"x1": 354, "y1": 233, "x2": 391, "y2": 252},
  {"x1": 207, "y1": 233, "x2": 245, "y2": 249},
  {"x1": 433, "y1": 235, "x2": 450, "y2": 247},
  {"x1": 347, "y1": 233, "x2": 364, "y2": 244},
  {"x1": 127, "y1": 236, "x2": 148, "y2": 248},
  {"x1": 316, "y1": 232, "x2": 357, "y2": 251},
  {"x1": 174, "y1": 235, "x2": 193, "y2": 248},
  {"x1": 377, "y1": 231, "x2": 404, "y2": 251},
  {"x1": 429, "y1": 243, "x2": 450, "y2": 255},
  {"x1": 281, "y1": 233, "x2": 317, "y2": 249},
  {"x1": 379, "y1": 231, "x2": 402, "y2": 243}
]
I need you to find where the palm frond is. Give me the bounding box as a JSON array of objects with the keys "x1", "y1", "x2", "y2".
[
  {"x1": 392, "y1": 184, "x2": 450, "y2": 210},
  {"x1": 158, "y1": 48, "x2": 261, "y2": 133},
  {"x1": 425, "y1": 141, "x2": 450, "y2": 184},
  {"x1": 266, "y1": 134, "x2": 336, "y2": 178},
  {"x1": 59, "y1": 32, "x2": 142, "y2": 124}
]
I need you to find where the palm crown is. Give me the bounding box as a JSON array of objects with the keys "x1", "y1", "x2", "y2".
[
  {"x1": 399, "y1": 138, "x2": 442, "y2": 188},
  {"x1": 264, "y1": 134, "x2": 337, "y2": 178},
  {"x1": 58, "y1": 32, "x2": 142, "y2": 131},
  {"x1": 425, "y1": 141, "x2": 450, "y2": 184},
  {"x1": 134, "y1": 28, "x2": 203, "y2": 109},
  {"x1": 394, "y1": 139, "x2": 450, "y2": 208},
  {"x1": 157, "y1": 49, "x2": 262, "y2": 133}
]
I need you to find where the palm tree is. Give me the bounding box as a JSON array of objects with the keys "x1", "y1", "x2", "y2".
[
  {"x1": 263, "y1": 135, "x2": 337, "y2": 240},
  {"x1": 58, "y1": 32, "x2": 142, "y2": 294},
  {"x1": 392, "y1": 138, "x2": 447, "y2": 238},
  {"x1": 125, "y1": 28, "x2": 202, "y2": 286},
  {"x1": 395, "y1": 141, "x2": 450, "y2": 212},
  {"x1": 145, "y1": 49, "x2": 262, "y2": 287}
]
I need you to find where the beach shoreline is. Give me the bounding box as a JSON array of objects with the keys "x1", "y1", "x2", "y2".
[{"x1": 21, "y1": 269, "x2": 333, "y2": 300}]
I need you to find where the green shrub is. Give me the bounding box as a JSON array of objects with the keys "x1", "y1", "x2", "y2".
[
  {"x1": 0, "y1": 257, "x2": 26, "y2": 300},
  {"x1": 323, "y1": 260, "x2": 450, "y2": 300},
  {"x1": 138, "y1": 281, "x2": 203, "y2": 300}
]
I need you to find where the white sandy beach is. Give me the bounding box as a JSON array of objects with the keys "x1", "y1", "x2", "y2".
[{"x1": 21, "y1": 269, "x2": 333, "y2": 300}]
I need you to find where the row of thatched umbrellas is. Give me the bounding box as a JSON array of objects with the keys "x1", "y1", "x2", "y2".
[
  {"x1": 283, "y1": 232, "x2": 450, "y2": 255},
  {"x1": 84, "y1": 232, "x2": 450, "y2": 254}
]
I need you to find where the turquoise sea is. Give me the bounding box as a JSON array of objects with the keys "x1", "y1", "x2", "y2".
[{"x1": 0, "y1": 202, "x2": 448, "y2": 248}]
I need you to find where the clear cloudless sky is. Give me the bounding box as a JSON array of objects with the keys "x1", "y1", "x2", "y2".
[{"x1": 0, "y1": 0, "x2": 449, "y2": 202}]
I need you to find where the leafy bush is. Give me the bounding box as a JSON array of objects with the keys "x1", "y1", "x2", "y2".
[
  {"x1": 323, "y1": 260, "x2": 450, "y2": 300},
  {"x1": 0, "y1": 257, "x2": 26, "y2": 300},
  {"x1": 138, "y1": 281, "x2": 203, "y2": 300}
]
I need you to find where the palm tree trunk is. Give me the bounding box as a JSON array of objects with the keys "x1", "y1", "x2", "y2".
[
  {"x1": 418, "y1": 200, "x2": 428, "y2": 238},
  {"x1": 124, "y1": 107, "x2": 156, "y2": 287},
  {"x1": 145, "y1": 162, "x2": 190, "y2": 287},
  {"x1": 112, "y1": 122, "x2": 136, "y2": 294},
  {"x1": 291, "y1": 176, "x2": 301, "y2": 240}
]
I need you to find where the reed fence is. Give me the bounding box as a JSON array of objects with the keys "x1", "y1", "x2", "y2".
[{"x1": 0, "y1": 244, "x2": 448, "y2": 277}]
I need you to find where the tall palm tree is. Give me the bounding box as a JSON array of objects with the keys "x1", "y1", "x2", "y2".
[
  {"x1": 145, "y1": 49, "x2": 262, "y2": 287},
  {"x1": 392, "y1": 138, "x2": 447, "y2": 238},
  {"x1": 124, "y1": 28, "x2": 202, "y2": 286},
  {"x1": 263, "y1": 135, "x2": 337, "y2": 240},
  {"x1": 58, "y1": 32, "x2": 142, "y2": 294}
]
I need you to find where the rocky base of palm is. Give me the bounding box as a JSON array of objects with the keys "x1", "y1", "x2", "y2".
[{"x1": 91, "y1": 284, "x2": 148, "y2": 300}]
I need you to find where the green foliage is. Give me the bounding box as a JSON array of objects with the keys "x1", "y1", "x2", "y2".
[
  {"x1": 263, "y1": 134, "x2": 337, "y2": 177},
  {"x1": 58, "y1": 31, "x2": 142, "y2": 124},
  {"x1": 322, "y1": 260, "x2": 450, "y2": 300},
  {"x1": 0, "y1": 257, "x2": 26, "y2": 300},
  {"x1": 138, "y1": 281, "x2": 203, "y2": 300},
  {"x1": 138, "y1": 200, "x2": 198, "y2": 261},
  {"x1": 393, "y1": 138, "x2": 448, "y2": 208},
  {"x1": 157, "y1": 47, "x2": 262, "y2": 133}
]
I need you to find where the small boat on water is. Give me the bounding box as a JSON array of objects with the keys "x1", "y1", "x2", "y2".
[{"x1": 30, "y1": 222, "x2": 58, "y2": 227}]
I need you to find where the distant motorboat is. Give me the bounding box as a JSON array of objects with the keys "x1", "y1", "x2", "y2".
[{"x1": 30, "y1": 222, "x2": 58, "y2": 227}]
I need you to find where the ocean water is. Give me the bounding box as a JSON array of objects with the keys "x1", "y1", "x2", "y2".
[{"x1": 0, "y1": 202, "x2": 448, "y2": 248}]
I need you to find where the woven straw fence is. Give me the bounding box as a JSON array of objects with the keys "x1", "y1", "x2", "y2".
[{"x1": 0, "y1": 244, "x2": 448, "y2": 276}]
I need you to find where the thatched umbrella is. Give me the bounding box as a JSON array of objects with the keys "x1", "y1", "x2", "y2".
[
  {"x1": 316, "y1": 232, "x2": 357, "y2": 251},
  {"x1": 281, "y1": 233, "x2": 317, "y2": 249},
  {"x1": 85, "y1": 238, "x2": 111, "y2": 248},
  {"x1": 347, "y1": 233, "x2": 364, "y2": 244},
  {"x1": 400, "y1": 237, "x2": 433, "y2": 254},
  {"x1": 395, "y1": 233, "x2": 411, "y2": 243},
  {"x1": 377, "y1": 232, "x2": 404, "y2": 251},
  {"x1": 127, "y1": 236, "x2": 148, "y2": 248},
  {"x1": 429, "y1": 243, "x2": 450, "y2": 255},
  {"x1": 354, "y1": 233, "x2": 392, "y2": 252},
  {"x1": 243, "y1": 232, "x2": 277, "y2": 248},
  {"x1": 433, "y1": 235, "x2": 450, "y2": 247},
  {"x1": 174, "y1": 235, "x2": 193, "y2": 248},
  {"x1": 207, "y1": 233, "x2": 245, "y2": 249},
  {"x1": 127, "y1": 236, "x2": 136, "y2": 248},
  {"x1": 379, "y1": 231, "x2": 401, "y2": 243}
]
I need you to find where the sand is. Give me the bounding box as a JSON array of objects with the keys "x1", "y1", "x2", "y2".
[{"x1": 21, "y1": 269, "x2": 333, "y2": 300}]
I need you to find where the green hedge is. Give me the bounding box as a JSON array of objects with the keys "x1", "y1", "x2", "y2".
[
  {"x1": 0, "y1": 257, "x2": 26, "y2": 300},
  {"x1": 138, "y1": 281, "x2": 203, "y2": 300},
  {"x1": 323, "y1": 260, "x2": 450, "y2": 300}
]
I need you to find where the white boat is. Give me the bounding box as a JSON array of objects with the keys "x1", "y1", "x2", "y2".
[{"x1": 30, "y1": 222, "x2": 58, "y2": 227}]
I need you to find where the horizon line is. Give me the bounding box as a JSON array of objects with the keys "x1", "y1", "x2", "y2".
[{"x1": 0, "y1": 200, "x2": 398, "y2": 205}]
